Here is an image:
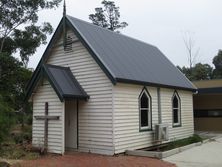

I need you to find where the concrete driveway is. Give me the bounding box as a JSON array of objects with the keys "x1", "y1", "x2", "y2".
[{"x1": 164, "y1": 135, "x2": 222, "y2": 167}]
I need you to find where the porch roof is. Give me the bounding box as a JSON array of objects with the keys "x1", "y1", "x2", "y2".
[{"x1": 43, "y1": 64, "x2": 89, "y2": 101}]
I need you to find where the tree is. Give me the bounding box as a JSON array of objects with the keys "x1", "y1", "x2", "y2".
[
  {"x1": 0, "y1": 0, "x2": 62, "y2": 65},
  {"x1": 177, "y1": 66, "x2": 192, "y2": 80},
  {"x1": 212, "y1": 50, "x2": 222, "y2": 79},
  {"x1": 89, "y1": 0, "x2": 128, "y2": 32},
  {"x1": 178, "y1": 63, "x2": 213, "y2": 81},
  {"x1": 182, "y1": 31, "x2": 200, "y2": 69},
  {"x1": 0, "y1": 53, "x2": 32, "y2": 110},
  {"x1": 192, "y1": 63, "x2": 213, "y2": 80},
  {"x1": 0, "y1": 0, "x2": 62, "y2": 143}
]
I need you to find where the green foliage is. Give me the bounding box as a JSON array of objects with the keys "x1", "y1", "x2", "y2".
[
  {"x1": 13, "y1": 133, "x2": 31, "y2": 145},
  {"x1": 0, "y1": 0, "x2": 62, "y2": 147},
  {"x1": 192, "y1": 63, "x2": 213, "y2": 80},
  {"x1": 178, "y1": 63, "x2": 213, "y2": 81},
  {"x1": 0, "y1": 52, "x2": 32, "y2": 144},
  {"x1": 212, "y1": 50, "x2": 222, "y2": 79},
  {"x1": 179, "y1": 50, "x2": 222, "y2": 81},
  {"x1": 22, "y1": 125, "x2": 32, "y2": 143},
  {"x1": 0, "y1": 53, "x2": 32, "y2": 111},
  {"x1": 12, "y1": 125, "x2": 32, "y2": 147},
  {"x1": 89, "y1": 0, "x2": 128, "y2": 32},
  {"x1": 14, "y1": 134, "x2": 24, "y2": 144},
  {"x1": 189, "y1": 134, "x2": 203, "y2": 143},
  {"x1": 165, "y1": 134, "x2": 203, "y2": 151},
  {"x1": 0, "y1": 0, "x2": 61, "y2": 64},
  {"x1": 0, "y1": 95, "x2": 14, "y2": 144},
  {"x1": 0, "y1": 141, "x2": 39, "y2": 160}
]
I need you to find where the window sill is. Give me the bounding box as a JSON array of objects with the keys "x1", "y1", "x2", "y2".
[
  {"x1": 172, "y1": 124, "x2": 181, "y2": 128},
  {"x1": 139, "y1": 128, "x2": 152, "y2": 132}
]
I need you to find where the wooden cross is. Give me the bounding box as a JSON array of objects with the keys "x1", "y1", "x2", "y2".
[{"x1": 34, "y1": 102, "x2": 60, "y2": 153}]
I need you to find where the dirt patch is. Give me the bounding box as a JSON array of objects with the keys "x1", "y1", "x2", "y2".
[{"x1": 15, "y1": 152, "x2": 176, "y2": 167}]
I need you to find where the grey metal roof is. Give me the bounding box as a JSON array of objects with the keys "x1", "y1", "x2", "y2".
[
  {"x1": 43, "y1": 64, "x2": 89, "y2": 101},
  {"x1": 67, "y1": 15, "x2": 196, "y2": 91}
]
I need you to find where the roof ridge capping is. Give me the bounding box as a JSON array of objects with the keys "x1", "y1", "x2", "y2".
[{"x1": 66, "y1": 15, "x2": 157, "y2": 49}]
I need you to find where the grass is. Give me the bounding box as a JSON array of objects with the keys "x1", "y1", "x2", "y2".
[
  {"x1": 0, "y1": 139, "x2": 40, "y2": 160},
  {"x1": 164, "y1": 134, "x2": 203, "y2": 151},
  {"x1": 149, "y1": 134, "x2": 203, "y2": 152},
  {"x1": 0, "y1": 124, "x2": 40, "y2": 160}
]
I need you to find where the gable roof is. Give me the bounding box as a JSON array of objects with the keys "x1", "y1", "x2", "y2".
[
  {"x1": 66, "y1": 15, "x2": 196, "y2": 91},
  {"x1": 30, "y1": 64, "x2": 88, "y2": 102},
  {"x1": 26, "y1": 15, "x2": 196, "y2": 101}
]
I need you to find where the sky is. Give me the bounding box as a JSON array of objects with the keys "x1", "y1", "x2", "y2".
[{"x1": 28, "y1": 0, "x2": 222, "y2": 69}]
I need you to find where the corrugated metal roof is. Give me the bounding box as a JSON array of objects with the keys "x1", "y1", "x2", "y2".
[
  {"x1": 67, "y1": 15, "x2": 196, "y2": 91},
  {"x1": 43, "y1": 64, "x2": 88, "y2": 101}
]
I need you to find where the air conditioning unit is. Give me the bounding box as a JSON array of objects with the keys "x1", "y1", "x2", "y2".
[{"x1": 154, "y1": 124, "x2": 169, "y2": 141}]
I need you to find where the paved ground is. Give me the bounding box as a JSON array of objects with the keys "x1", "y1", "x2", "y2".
[
  {"x1": 16, "y1": 152, "x2": 175, "y2": 167},
  {"x1": 164, "y1": 134, "x2": 222, "y2": 167}
]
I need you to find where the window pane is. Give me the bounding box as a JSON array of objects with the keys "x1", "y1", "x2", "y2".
[
  {"x1": 141, "y1": 109, "x2": 148, "y2": 127},
  {"x1": 141, "y1": 93, "x2": 148, "y2": 108},
  {"x1": 173, "y1": 109, "x2": 179, "y2": 123},
  {"x1": 173, "y1": 96, "x2": 178, "y2": 108}
]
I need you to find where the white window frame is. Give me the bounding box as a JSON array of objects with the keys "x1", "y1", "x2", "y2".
[
  {"x1": 172, "y1": 91, "x2": 181, "y2": 127},
  {"x1": 139, "y1": 88, "x2": 152, "y2": 131}
]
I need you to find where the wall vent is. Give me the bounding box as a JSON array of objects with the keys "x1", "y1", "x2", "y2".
[{"x1": 64, "y1": 36, "x2": 73, "y2": 52}]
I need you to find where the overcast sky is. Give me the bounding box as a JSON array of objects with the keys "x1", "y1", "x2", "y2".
[{"x1": 28, "y1": 0, "x2": 222, "y2": 69}]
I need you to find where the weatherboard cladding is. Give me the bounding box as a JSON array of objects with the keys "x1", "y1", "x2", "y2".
[
  {"x1": 66, "y1": 15, "x2": 196, "y2": 91},
  {"x1": 43, "y1": 64, "x2": 88, "y2": 101}
]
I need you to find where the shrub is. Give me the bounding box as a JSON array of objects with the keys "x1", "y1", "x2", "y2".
[
  {"x1": 189, "y1": 134, "x2": 203, "y2": 143},
  {"x1": 26, "y1": 114, "x2": 33, "y2": 125},
  {"x1": 13, "y1": 125, "x2": 32, "y2": 144},
  {"x1": 0, "y1": 97, "x2": 14, "y2": 145},
  {"x1": 14, "y1": 134, "x2": 24, "y2": 144},
  {"x1": 166, "y1": 134, "x2": 203, "y2": 150}
]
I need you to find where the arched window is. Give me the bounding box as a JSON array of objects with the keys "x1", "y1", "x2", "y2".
[
  {"x1": 172, "y1": 91, "x2": 181, "y2": 127},
  {"x1": 139, "y1": 88, "x2": 152, "y2": 131}
]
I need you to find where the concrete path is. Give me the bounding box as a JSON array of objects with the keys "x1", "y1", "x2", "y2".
[{"x1": 164, "y1": 136, "x2": 222, "y2": 167}]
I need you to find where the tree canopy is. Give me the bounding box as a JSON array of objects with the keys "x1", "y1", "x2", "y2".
[
  {"x1": 89, "y1": 0, "x2": 128, "y2": 32},
  {"x1": 0, "y1": 0, "x2": 62, "y2": 64},
  {"x1": 0, "y1": 0, "x2": 62, "y2": 144},
  {"x1": 177, "y1": 63, "x2": 213, "y2": 81},
  {"x1": 212, "y1": 50, "x2": 222, "y2": 79},
  {"x1": 178, "y1": 50, "x2": 222, "y2": 81}
]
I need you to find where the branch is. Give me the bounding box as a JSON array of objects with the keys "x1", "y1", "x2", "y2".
[{"x1": 0, "y1": 19, "x2": 27, "y2": 53}]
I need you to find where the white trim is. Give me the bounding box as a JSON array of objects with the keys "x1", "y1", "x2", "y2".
[
  {"x1": 139, "y1": 89, "x2": 151, "y2": 130},
  {"x1": 111, "y1": 85, "x2": 115, "y2": 154},
  {"x1": 172, "y1": 93, "x2": 181, "y2": 126},
  {"x1": 61, "y1": 101, "x2": 65, "y2": 154}
]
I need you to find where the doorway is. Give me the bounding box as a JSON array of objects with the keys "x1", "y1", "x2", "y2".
[{"x1": 65, "y1": 100, "x2": 77, "y2": 150}]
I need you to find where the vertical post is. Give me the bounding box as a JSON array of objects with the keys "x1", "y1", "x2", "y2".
[
  {"x1": 61, "y1": 101, "x2": 65, "y2": 154},
  {"x1": 157, "y1": 88, "x2": 162, "y2": 124},
  {"x1": 77, "y1": 100, "x2": 79, "y2": 149},
  {"x1": 44, "y1": 102, "x2": 48, "y2": 152}
]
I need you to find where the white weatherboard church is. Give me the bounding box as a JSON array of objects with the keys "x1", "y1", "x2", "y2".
[{"x1": 26, "y1": 13, "x2": 196, "y2": 155}]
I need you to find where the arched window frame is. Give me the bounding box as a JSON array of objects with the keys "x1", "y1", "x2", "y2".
[
  {"x1": 139, "y1": 87, "x2": 152, "y2": 131},
  {"x1": 172, "y1": 91, "x2": 181, "y2": 127}
]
